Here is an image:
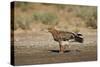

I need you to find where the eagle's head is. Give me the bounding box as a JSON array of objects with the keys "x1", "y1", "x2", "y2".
[{"x1": 48, "y1": 27, "x2": 58, "y2": 33}]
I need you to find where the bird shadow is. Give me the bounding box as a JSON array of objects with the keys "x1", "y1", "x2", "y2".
[
  {"x1": 48, "y1": 49, "x2": 81, "y2": 54},
  {"x1": 48, "y1": 50, "x2": 71, "y2": 53}
]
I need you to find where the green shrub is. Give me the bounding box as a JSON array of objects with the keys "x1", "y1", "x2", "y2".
[
  {"x1": 33, "y1": 12, "x2": 58, "y2": 25},
  {"x1": 55, "y1": 4, "x2": 66, "y2": 10},
  {"x1": 15, "y1": 2, "x2": 29, "y2": 11},
  {"x1": 86, "y1": 17, "x2": 97, "y2": 29},
  {"x1": 14, "y1": 14, "x2": 33, "y2": 30},
  {"x1": 72, "y1": 27, "x2": 80, "y2": 33},
  {"x1": 75, "y1": 6, "x2": 97, "y2": 29}
]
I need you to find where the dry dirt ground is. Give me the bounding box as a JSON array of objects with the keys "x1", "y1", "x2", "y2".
[{"x1": 12, "y1": 30, "x2": 97, "y2": 66}]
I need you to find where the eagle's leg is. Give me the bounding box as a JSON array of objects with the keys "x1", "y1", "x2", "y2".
[
  {"x1": 64, "y1": 41, "x2": 70, "y2": 50},
  {"x1": 61, "y1": 41, "x2": 70, "y2": 52},
  {"x1": 59, "y1": 41, "x2": 64, "y2": 53}
]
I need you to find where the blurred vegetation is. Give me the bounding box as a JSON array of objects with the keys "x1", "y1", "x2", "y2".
[
  {"x1": 75, "y1": 6, "x2": 97, "y2": 29},
  {"x1": 55, "y1": 4, "x2": 66, "y2": 10},
  {"x1": 32, "y1": 12, "x2": 58, "y2": 25},
  {"x1": 12, "y1": 2, "x2": 97, "y2": 31},
  {"x1": 14, "y1": 18, "x2": 31, "y2": 30},
  {"x1": 73, "y1": 27, "x2": 80, "y2": 33},
  {"x1": 14, "y1": 13, "x2": 33, "y2": 30},
  {"x1": 15, "y1": 2, "x2": 30, "y2": 11}
]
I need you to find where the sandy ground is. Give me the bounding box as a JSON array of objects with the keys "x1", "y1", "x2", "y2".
[{"x1": 12, "y1": 30, "x2": 97, "y2": 66}]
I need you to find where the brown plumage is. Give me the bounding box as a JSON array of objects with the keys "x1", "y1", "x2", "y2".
[{"x1": 48, "y1": 27, "x2": 83, "y2": 53}]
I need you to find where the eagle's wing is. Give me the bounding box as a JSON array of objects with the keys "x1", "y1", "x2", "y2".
[{"x1": 59, "y1": 31, "x2": 74, "y2": 41}]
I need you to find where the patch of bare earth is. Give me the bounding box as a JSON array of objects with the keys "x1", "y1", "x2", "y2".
[{"x1": 13, "y1": 29, "x2": 97, "y2": 66}]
